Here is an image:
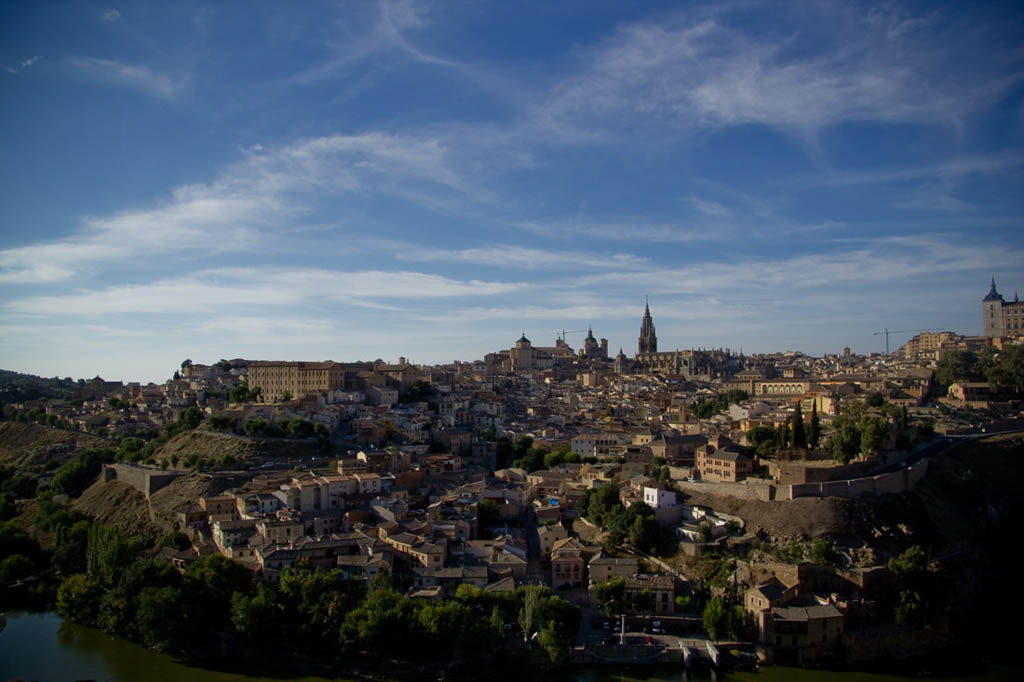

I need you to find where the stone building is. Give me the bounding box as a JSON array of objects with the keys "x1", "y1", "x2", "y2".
[
  {"x1": 248, "y1": 360, "x2": 372, "y2": 402},
  {"x1": 983, "y1": 278, "x2": 1024, "y2": 338}
]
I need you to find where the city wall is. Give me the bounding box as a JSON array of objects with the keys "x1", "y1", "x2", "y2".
[
  {"x1": 672, "y1": 460, "x2": 928, "y2": 503},
  {"x1": 103, "y1": 463, "x2": 184, "y2": 499}
]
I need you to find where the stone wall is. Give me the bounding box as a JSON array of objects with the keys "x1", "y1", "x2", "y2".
[
  {"x1": 674, "y1": 461, "x2": 929, "y2": 503},
  {"x1": 673, "y1": 479, "x2": 774, "y2": 501},
  {"x1": 103, "y1": 463, "x2": 183, "y2": 499}
]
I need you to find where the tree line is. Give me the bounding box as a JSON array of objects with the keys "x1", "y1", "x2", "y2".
[{"x1": 52, "y1": 519, "x2": 580, "y2": 669}]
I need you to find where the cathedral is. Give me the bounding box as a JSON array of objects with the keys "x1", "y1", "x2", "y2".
[{"x1": 634, "y1": 301, "x2": 732, "y2": 379}]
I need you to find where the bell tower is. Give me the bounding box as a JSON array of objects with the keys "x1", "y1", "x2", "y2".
[
  {"x1": 983, "y1": 278, "x2": 1005, "y2": 338},
  {"x1": 638, "y1": 298, "x2": 657, "y2": 355}
]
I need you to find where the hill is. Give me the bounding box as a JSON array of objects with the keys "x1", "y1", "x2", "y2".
[
  {"x1": 154, "y1": 429, "x2": 322, "y2": 464},
  {"x1": 0, "y1": 421, "x2": 109, "y2": 471},
  {"x1": 70, "y1": 472, "x2": 244, "y2": 540}
]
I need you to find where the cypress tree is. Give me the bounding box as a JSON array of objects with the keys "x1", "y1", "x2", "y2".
[
  {"x1": 809, "y1": 401, "x2": 821, "y2": 448},
  {"x1": 792, "y1": 402, "x2": 807, "y2": 448}
]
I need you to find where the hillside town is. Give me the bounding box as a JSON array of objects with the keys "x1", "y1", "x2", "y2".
[{"x1": 2, "y1": 285, "x2": 1023, "y2": 672}]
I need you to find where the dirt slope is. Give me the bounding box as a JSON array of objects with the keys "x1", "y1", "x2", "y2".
[
  {"x1": 148, "y1": 473, "x2": 240, "y2": 531},
  {"x1": 72, "y1": 479, "x2": 162, "y2": 539},
  {"x1": 0, "y1": 421, "x2": 108, "y2": 470},
  {"x1": 155, "y1": 429, "x2": 318, "y2": 463}
]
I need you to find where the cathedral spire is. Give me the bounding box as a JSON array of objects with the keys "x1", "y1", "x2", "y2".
[{"x1": 638, "y1": 299, "x2": 657, "y2": 356}]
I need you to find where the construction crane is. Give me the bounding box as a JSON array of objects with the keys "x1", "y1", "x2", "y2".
[
  {"x1": 872, "y1": 328, "x2": 938, "y2": 355},
  {"x1": 557, "y1": 329, "x2": 587, "y2": 342}
]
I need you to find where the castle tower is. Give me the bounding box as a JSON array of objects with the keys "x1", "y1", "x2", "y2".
[
  {"x1": 638, "y1": 299, "x2": 657, "y2": 355},
  {"x1": 983, "y1": 278, "x2": 1005, "y2": 338}
]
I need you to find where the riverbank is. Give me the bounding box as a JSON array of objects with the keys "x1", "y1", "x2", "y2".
[{"x1": 3, "y1": 611, "x2": 1020, "y2": 682}]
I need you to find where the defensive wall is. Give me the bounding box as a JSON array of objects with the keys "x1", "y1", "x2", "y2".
[
  {"x1": 103, "y1": 463, "x2": 184, "y2": 499},
  {"x1": 673, "y1": 460, "x2": 928, "y2": 502}
]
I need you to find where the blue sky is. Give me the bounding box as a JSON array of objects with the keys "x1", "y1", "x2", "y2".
[{"x1": 2, "y1": 1, "x2": 1023, "y2": 383}]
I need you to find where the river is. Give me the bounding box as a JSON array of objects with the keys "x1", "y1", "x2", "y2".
[{"x1": 0, "y1": 611, "x2": 1017, "y2": 682}]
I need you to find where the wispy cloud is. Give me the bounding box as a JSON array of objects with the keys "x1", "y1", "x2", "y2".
[
  {"x1": 102, "y1": 9, "x2": 121, "y2": 22},
  {"x1": 534, "y1": 4, "x2": 1023, "y2": 140},
  {"x1": 5, "y1": 55, "x2": 42, "y2": 74},
  {"x1": 0, "y1": 130, "x2": 490, "y2": 283},
  {"x1": 68, "y1": 57, "x2": 185, "y2": 101},
  {"x1": 398, "y1": 245, "x2": 650, "y2": 270},
  {"x1": 686, "y1": 195, "x2": 731, "y2": 218},
  {"x1": 4, "y1": 267, "x2": 527, "y2": 316},
  {"x1": 289, "y1": 0, "x2": 461, "y2": 85}
]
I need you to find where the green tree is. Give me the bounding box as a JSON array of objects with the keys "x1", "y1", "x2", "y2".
[
  {"x1": 831, "y1": 416, "x2": 861, "y2": 464},
  {"x1": 0, "y1": 553, "x2": 34, "y2": 581},
  {"x1": 859, "y1": 415, "x2": 887, "y2": 456},
  {"x1": 809, "y1": 401, "x2": 821, "y2": 448},
  {"x1": 632, "y1": 588, "x2": 655, "y2": 614},
  {"x1": 280, "y1": 389, "x2": 293, "y2": 402},
  {"x1": 809, "y1": 538, "x2": 837, "y2": 565},
  {"x1": 791, "y1": 402, "x2": 807, "y2": 448},
  {"x1": 776, "y1": 422, "x2": 791, "y2": 449},
  {"x1": 56, "y1": 573, "x2": 103, "y2": 626},
  {"x1": 538, "y1": 619, "x2": 571, "y2": 666},
  {"x1": 243, "y1": 417, "x2": 270, "y2": 436},
  {"x1": 894, "y1": 589, "x2": 923, "y2": 626},
  {"x1": 177, "y1": 406, "x2": 204, "y2": 430},
  {"x1": 888, "y1": 545, "x2": 928, "y2": 581},
  {"x1": 229, "y1": 382, "x2": 251, "y2": 403},
  {"x1": 746, "y1": 425, "x2": 778, "y2": 457},
  {"x1": 629, "y1": 514, "x2": 663, "y2": 555},
  {"x1": 134, "y1": 585, "x2": 187, "y2": 651},
  {"x1": 934, "y1": 350, "x2": 981, "y2": 387},
  {"x1": 593, "y1": 576, "x2": 627, "y2": 617},
  {"x1": 703, "y1": 596, "x2": 726, "y2": 641},
  {"x1": 53, "y1": 447, "x2": 114, "y2": 498},
  {"x1": 340, "y1": 587, "x2": 416, "y2": 654},
  {"x1": 87, "y1": 524, "x2": 145, "y2": 588},
  {"x1": 279, "y1": 565, "x2": 363, "y2": 652},
  {"x1": 158, "y1": 531, "x2": 191, "y2": 551},
  {"x1": 988, "y1": 345, "x2": 1024, "y2": 396}
]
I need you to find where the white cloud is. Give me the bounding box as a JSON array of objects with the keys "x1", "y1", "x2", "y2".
[
  {"x1": 102, "y1": 9, "x2": 121, "y2": 22},
  {"x1": 5, "y1": 55, "x2": 43, "y2": 74},
  {"x1": 686, "y1": 195, "x2": 731, "y2": 218},
  {"x1": 0, "y1": 130, "x2": 487, "y2": 283},
  {"x1": 536, "y1": 5, "x2": 1023, "y2": 140},
  {"x1": 4, "y1": 267, "x2": 526, "y2": 315},
  {"x1": 398, "y1": 245, "x2": 649, "y2": 270},
  {"x1": 69, "y1": 57, "x2": 185, "y2": 101}
]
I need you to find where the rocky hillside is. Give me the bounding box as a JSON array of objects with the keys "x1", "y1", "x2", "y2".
[
  {"x1": 154, "y1": 429, "x2": 320, "y2": 464},
  {"x1": 69, "y1": 472, "x2": 243, "y2": 540},
  {"x1": 681, "y1": 433, "x2": 1022, "y2": 561},
  {"x1": 0, "y1": 421, "x2": 108, "y2": 470},
  {"x1": 72, "y1": 479, "x2": 162, "y2": 538}
]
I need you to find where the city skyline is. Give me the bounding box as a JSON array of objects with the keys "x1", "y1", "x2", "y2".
[{"x1": 2, "y1": 1, "x2": 1023, "y2": 382}]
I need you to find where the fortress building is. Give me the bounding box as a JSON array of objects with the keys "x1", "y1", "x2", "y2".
[{"x1": 983, "y1": 278, "x2": 1024, "y2": 338}]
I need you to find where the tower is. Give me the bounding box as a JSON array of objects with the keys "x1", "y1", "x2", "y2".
[
  {"x1": 638, "y1": 299, "x2": 657, "y2": 355},
  {"x1": 582, "y1": 326, "x2": 599, "y2": 357},
  {"x1": 983, "y1": 278, "x2": 1005, "y2": 338}
]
